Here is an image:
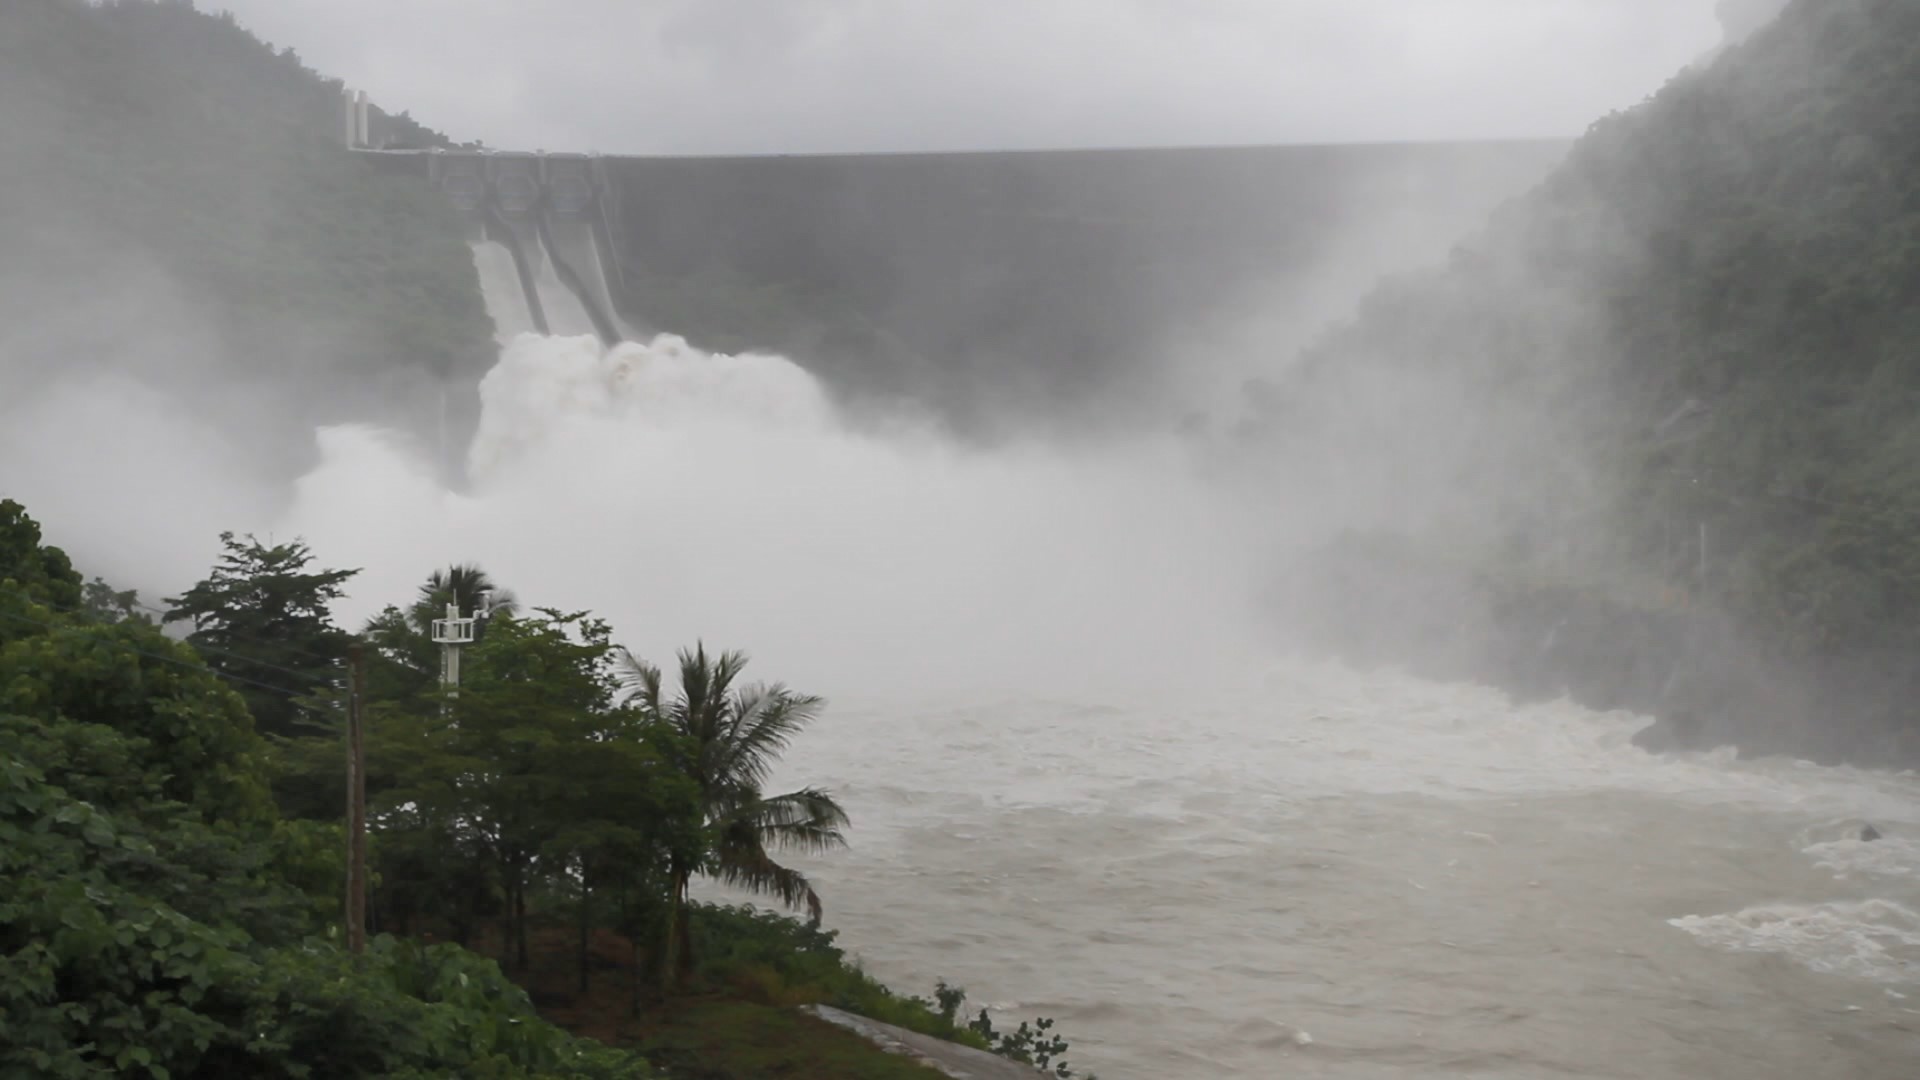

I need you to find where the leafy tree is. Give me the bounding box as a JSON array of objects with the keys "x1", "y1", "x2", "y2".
[
  {"x1": 375, "y1": 609, "x2": 661, "y2": 972},
  {"x1": 81, "y1": 575, "x2": 150, "y2": 625},
  {"x1": 0, "y1": 497, "x2": 81, "y2": 610},
  {"x1": 3, "y1": 595, "x2": 269, "y2": 832},
  {"x1": 269, "y1": 563, "x2": 522, "y2": 824},
  {"x1": 164, "y1": 532, "x2": 359, "y2": 740},
  {"x1": 0, "y1": 500, "x2": 657, "y2": 1079},
  {"x1": 616, "y1": 644, "x2": 850, "y2": 985},
  {"x1": 542, "y1": 720, "x2": 702, "y2": 999}
]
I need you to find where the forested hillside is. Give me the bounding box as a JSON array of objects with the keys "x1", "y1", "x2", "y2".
[
  {"x1": 1243, "y1": 0, "x2": 1920, "y2": 761},
  {"x1": 0, "y1": 0, "x2": 493, "y2": 477}
]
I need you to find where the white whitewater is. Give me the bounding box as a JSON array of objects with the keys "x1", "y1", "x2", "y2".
[
  {"x1": 758, "y1": 675, "x2": 1920, "y2": 1079},
  {"x1": 470, "y1": 241, "x2": 538, "y2": 342},
  {"x1": 525, "y1": 239, "x2": 599, "y2": 340},
  {"x1": 469, "y1": 236, "x2": 601, "y2": 341},
  {"x1": 277, "y1": 333, "x2": 1920, "y2": 1080}
]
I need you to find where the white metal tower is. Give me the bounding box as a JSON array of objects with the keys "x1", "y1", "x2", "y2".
[{"x1": 431, "y1": 601, "x2": 476, "y2": 698}]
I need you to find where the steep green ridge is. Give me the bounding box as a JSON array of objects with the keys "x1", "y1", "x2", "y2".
[
  {"x1": 1245, "y1": 0, "x2": 1920, "y2": 758},
  {"x1": 0, "y1": 0, "x2": 493, "y2": 474}
]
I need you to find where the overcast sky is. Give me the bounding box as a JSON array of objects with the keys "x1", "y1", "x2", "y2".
[{"x1": 211, "y1": 0, "x2": 1729, "y2": 155}]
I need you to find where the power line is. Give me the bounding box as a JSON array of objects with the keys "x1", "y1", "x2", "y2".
[
  {"x1": 134, "y1": 598, "x2": 349, "y2": 674},
  {"x1": 130, "y1": 598, "x2": 478, "y2": 681},
  {"x1": 0, "y1": 607, "x2": 331, "y2": 716},
  {"x1": 57, "y1": 595, "x2": 342, "y2": 688},
  {"x1": 114, "y1": 595, "x2": 436, "y2": 684}
]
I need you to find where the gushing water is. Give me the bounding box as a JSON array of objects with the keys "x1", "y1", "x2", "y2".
[
  {"x1": 471, "y1": 240, "x2": 537, "y2": 342},
  {"x1": 260, "y1": 326, "x2": 1920, "y2": 1077},
  {"x1": 283, "y1": 331, "x2": 1267, "y2": 702}
]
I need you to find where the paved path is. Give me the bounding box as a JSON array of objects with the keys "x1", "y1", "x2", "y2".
[{"x1": 803, "y1": 1005, "x2": 1049, "y2": 1079}]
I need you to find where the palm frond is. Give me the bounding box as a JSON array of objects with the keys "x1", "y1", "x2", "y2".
[
  {"x1": 712, "y1": 683, "x2": 826, "y2": 791},
  {"x1": 719, "y1": 788, "x2": 850, "y2": 855},
  {"x1": 633, "y1": 644, "x2": 850, "y2": 930},
  {"x1": 612, "y1": 647, "x2": 663, "y2": 710},
  {"x1": 711, "y1": 836, "x2": 826, "y2": 924},
  {"x1": 410, "y1": 563, "x2": 517, "y2": 631},
  {"x1": 675, "y1": 644, "x2": 749, "y2": 740}
]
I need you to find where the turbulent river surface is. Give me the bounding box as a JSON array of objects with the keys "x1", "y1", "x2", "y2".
[
  {"x1": 287, "y1": 267, "x2": 1920, "y2": 1080},
  {"x1": 745, "y1": 670, "x2": 1920, "y2": 1080}
]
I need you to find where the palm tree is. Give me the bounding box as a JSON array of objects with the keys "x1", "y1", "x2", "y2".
[
  {"x1": 361, "y1": 564, "x2": 518, "y2": 700},
  {"x1": 616, "y1": 643, "x2": 850, "y2": 984},
  {"x1": 410, "y1": 563, "x2": 517, "y2": 637}
]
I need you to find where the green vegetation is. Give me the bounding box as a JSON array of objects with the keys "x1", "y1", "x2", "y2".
[
  {"x1": 0, "y1": 499, "x2": 656, "y2": 1078},
  {"x1": 0, "y1": 0, "x2": 494, "y2": 470},
  {"x1": 687, "y1": 905, "x2": 981, "y2": 1039},
  {"x1": 1242, "y1": 0, "x2": 1920, "y2": 754},
  {"x1": 654, "y1": 906, "x2": 1097, "y2": 1078},
  {"x1": 162, "y1": 533, "x2": 359, "y2": 741},
  {"x1": 616, "y1": 648, "x2": 851, "y2": 986},
  {"x1": 3, "y1": 496, "x2": 1089, "y2": 1075},
  {"x1": 633, "y1": 1000, "x2": 949, "y2": 1080}
]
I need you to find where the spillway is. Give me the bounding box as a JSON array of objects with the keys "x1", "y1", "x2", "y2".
[{"x1": 471, "y1": 238, "x2": 539, "y2": 342}]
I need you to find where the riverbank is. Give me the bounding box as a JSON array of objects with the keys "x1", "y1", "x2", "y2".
[
  {"x1": 490, "y1": 907, "x2": 1073, "y2": 1079},
  {"x1": 1275, "y1": 541, "x2": 1920, "y2": 770},
  {"x1": 491, "y1": 923, "x2": 954, "y2": 1079}
]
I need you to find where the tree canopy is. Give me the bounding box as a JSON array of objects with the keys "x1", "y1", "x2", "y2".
[
  {"x1": 618, "y1": 645, "x2": 851, "y2": 984},
  {"x1": 0, "y1": 501, "x2": 658, "y2": 1079},
  {"x1": 163, "y1": 532, "x2": 359, "y2": 740},
  {"x1": 0, "y1": 497, "x2": 82, "y2": 610}
]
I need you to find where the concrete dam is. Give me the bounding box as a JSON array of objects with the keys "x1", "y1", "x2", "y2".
[{"x1": 341, "y1": 91, "x2": 1569, "y2": 432}]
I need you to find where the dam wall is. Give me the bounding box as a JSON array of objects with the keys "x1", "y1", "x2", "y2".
[{"x1": 344, "y1": 90, "x2": 1567, "y2": 431}]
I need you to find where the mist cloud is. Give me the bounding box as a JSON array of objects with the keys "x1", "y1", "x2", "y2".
[
  {"x1": 210, "y1": 0, "x2": 1723, "y2": 154},
  {"x1": 276, "y1": 333, "x2": 1271, "y2": 704}
]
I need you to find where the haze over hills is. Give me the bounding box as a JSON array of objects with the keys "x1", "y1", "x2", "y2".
[
  {"x1": 0, "y1": 0, "x2": 494, "y2": 484},
  {"x1": 0, "y1": 0, "x2": 1571, "y2": 467},
  {"x1": 1243, "y1": 0, "x2": 1920, "y2": 763},
  {"x1": 1718, "y1": 0, "x2": 1796, "y2": 43},
  {"x1": 6, "y1": 2, "x2": 1920, "y2": 1079},
  {"x1": 4, "y1": 0, "x2": 1912, "y2": 770},
  {"x1": 602, "y1": 140, "x2": 1567, "y2": 433}
]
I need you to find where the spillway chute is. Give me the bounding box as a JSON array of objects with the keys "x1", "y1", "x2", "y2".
[{"x1": 412, "y1": 148, "x2": 632, "y2": 348}]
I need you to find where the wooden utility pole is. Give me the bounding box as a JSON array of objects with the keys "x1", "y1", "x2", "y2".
[{"x1": 345, "y1": 641, "x2": 368, "y2": 954}]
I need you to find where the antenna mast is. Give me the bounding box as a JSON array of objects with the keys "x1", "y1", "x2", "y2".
[{"x1": 431, "y1": 601, "x2": 477, "y2": 703}]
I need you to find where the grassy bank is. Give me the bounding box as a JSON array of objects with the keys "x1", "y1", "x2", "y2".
[{"x1": 477, "y1": 905, "x2": 1066, "y2": 1079}]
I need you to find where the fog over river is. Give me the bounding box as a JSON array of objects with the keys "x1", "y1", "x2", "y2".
[{"x1": 274, "y1": 328, "x2": 1920, "y2": 1080}]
